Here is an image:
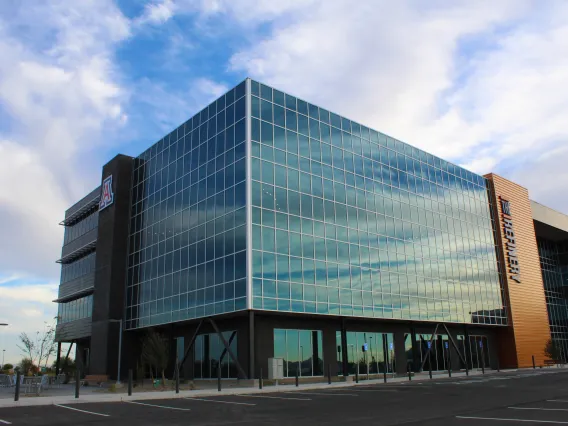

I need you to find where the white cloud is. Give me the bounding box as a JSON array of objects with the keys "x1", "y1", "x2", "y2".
[
  {"x1": 137, "y1": 0, "x2": 177, "y2": 25},
  {"x1": 223, "y1": 0, "x2": 568, "y2": 212},
  {"x1": 0, "y1": 279, "x2": 59, "y2": 365},
  {"x1": 0, "y1": 1, "x2": 130, "y2": 280}
]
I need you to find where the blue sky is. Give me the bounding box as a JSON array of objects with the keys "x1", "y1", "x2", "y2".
[{"x1": 0, "y1": 0, "x2": 567, "y2": 365}]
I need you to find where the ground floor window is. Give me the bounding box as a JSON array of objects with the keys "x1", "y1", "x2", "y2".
[
  {"x1": 336, "y1": 331, "x2": 395, "y2": 376},
  {"x1": 411, "y1": 333, "x2": 489, "y2": 371},
  {"x1": 274, "y1": 329, "x2": 323, "y2": 377},
  {"x1": 193, "y1": 331, "x2": 238, "y2": 379}
]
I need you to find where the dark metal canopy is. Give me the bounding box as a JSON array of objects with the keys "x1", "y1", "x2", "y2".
[{"x1": 56, "y1": 240, "x2": 97, "y2": 264}]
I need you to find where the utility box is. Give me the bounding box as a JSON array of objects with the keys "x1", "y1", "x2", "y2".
[{"x1": 268, "y1": 357, "x2": 284, "y2": 380}]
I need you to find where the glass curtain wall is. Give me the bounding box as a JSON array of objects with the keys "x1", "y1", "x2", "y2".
[
  {"x1": 126, "y1": 81, "x2": 248, "y2": 330},
  {"x1": 57, "y1": 295, "x2": 93, "y2": 324},
  {"x1": 193, "y1": 331, "x2": 238, "y2": 379},
  {"x1": 274, "y1": 329, "x2": 323, "y2": 377},
  {"x1": 537, "y1": 238, "x2": 568, "y2": 361},
  {"x1": 336, "y1": 331, "x2": 394, "y2": 376},
  {"x1": 249, "y1": 80, "x2": 505, "y2": 325}
]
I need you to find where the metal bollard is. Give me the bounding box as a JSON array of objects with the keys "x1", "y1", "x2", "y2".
[
  {"x1": 428, "y1": 353, "x2": 432, "y2": 379},
  {"x1": 328, "y1": 364, "x2": 331, "y2": 385},
  {"x1": 75, "y1": 369, "x2": 80, "y2": 399},
  {"x1": 128, "y1": 369, "x2": 133, "y2": 396},
  {"x1": 295, "y1": 370, "x2": 299, "y2": 387},
  {"x1": 407, "y1": 363, "x2": 412, "y2": 381},
  {"x1": 481, "y1": 360, "x2": 485, "y2": 375},
  {"x1": 497, "y1": 359, "x2": 500, "y2": 373},
  {"x1": 532, "y1": 355, "x2": 536, "y2": 369},
  {"x1": 448, "y1": 354, "x2": 452, "y2": 378},
  {"x1": 217, "y1": 364, "x2": 221, "y2": 392},
  {"x1": 383, "y1": 365, "x2": 387, "y2": 384},
  {"x1": 259, "y1": 368, "x2": 263, "y2": 390},
  {"x1": 175, "y1": 367, "x2": 179, "y2": 394},
  {"x1": 14, "y1": 371, "x2": 21, "y2": 402},
  {"x1": 355, "y1": 369, "x2": 359, "y2": 383}
]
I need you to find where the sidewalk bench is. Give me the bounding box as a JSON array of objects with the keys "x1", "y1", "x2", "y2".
[{"x1": 84, "y1": 375, "x2": 109, "y2": 387}]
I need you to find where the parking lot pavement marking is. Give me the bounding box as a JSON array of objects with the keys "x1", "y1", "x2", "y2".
[
  {"x1": 286, "y1": 391, "x2": 358, "y2": 397},
  {"x1": 235, "y1": 394, "x2": 312, "y2": 401},
  {"x1": 456, "y1": 416, "x2": 568, "y2": 423},
  {"x1": 548, "y1": 400, "x2": 568, "y2": 403},
  {"x1": 184, "y1": 397, "x2": 256, "y2": 406},
  {"x1": 510, "y1": 407, "x2": 568, "y2": 412},
  {"x1": 53, "y1": 404, "x2": 110, "y2": 417},
  {"x1": 124, "y1": 401, "x2": 191, "y2": 411},
  {"x1": 0, "y1": 419, "x2": 12, "y2": 424}
]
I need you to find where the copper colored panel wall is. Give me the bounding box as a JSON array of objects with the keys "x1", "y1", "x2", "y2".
[{"x1": 485, "y1": 173, "x2": 550, "y2": 368}]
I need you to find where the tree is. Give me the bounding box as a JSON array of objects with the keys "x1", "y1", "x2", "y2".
[
  {"x1": 544, "y1": 338, "x2": 563, "y2": 361},
  {"x1": 17, "y1": 322, "x2": 57, "y2": 368},
  {"x1": 19, "y1": 358, "x2": 38, "y2": 376},
  {"x1": 2, "y1": 363, "x2": 13, "y2": 371},
  {"x1": 140, "y1": 330, "x2": 169, "y2": 387}
]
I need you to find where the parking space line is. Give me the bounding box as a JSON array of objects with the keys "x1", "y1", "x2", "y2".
[
  {"x1": 124, "y1": 401, "x2": 191, "y2": 411},
  {"x1": 286, "y1": 391, "x2": 358, "y2": 397},
  {"x1": 235, "y1": 394, "x2": 312, "y2": 401},
  {"x1": 0, "y1": 419, "x2": 12, "y2": 425},
  {"x1": 54, "y1": 404, "x2": 110, "y2": 417},
  {"x1": 510, "y1": 407, "x2": 568, "y2": 412},
  {"x1": 456, "y1": 416, "x2": 568, "y2": 423},
  {"x1": 184, "y1": 397, "x2": 256, "y2": 406},
  {"x1": 548, "y1": 400, "x2": 568, "y2": 403}
]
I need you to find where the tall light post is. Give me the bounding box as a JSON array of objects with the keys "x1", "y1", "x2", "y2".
[
  {"x1": 0, "y1": 324, "x2": 7, "y2": 370},
  {"x1": 108, "y1": 319, "x2": 123, "y2": 384}
]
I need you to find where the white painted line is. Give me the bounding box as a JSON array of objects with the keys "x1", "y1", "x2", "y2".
[
  {"x1": 184, "y1": 397, "x2": 256, "y2": 406},
  {"x1": 53, "y1": 404, "x2": 110, "y2": 417},
  {"x1": 235, "y1": 394, "x2": 312, "y2": 401},
  {"x1": 124, "y1": 401, "x2": 191, "y2": 411},
  {"x1": 456, "y1": 416, "x2": 568, "y2": 423},
  {"x1": 548, "y1": 400, "x2": 568, "y2": 403},
  {"x1": 0, "y1": 420, "x2": 12, "y2": 425},
  {"x1": 286, "y1": 391, "x2": 358, "y2": 397},
  {"x1": 510, "y1": 407, "x2": 568, "y2": 412}
]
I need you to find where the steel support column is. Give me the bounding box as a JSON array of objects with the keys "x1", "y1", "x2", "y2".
[
  {"x1": 249, "y1": 310, "x2": 255, "y2": 379},
  {"x1": 341, "y1": 318, "x2": 349, "y2": 376}
]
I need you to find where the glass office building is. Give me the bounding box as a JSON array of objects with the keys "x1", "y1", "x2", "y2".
[{"x1": 56, "y1": 78, "x2": 564, "y2": 381}]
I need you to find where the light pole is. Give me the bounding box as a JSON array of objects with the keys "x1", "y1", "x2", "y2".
[
  {"x1": 0, "y1": 324, "x2": 7, "y2": 370},
  {"x1": 108, "y1": 319, "x2": 123, "y2": 384}
]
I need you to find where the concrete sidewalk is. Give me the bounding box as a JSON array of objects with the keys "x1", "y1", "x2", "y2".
[{"x1": 0, "y1": 368, "x2": 562, "y2": 408}]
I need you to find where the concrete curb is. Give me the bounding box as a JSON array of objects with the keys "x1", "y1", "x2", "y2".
[{"x1": 0, "y1": 368, "x2": 563, "y2": 408}]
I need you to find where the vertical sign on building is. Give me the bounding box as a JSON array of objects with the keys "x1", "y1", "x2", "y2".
[
  {"x1": 99, "y1": 175, "x2": 114, "y2": 211},
  {"x1": 500, "y1": 197, "x2": 521, "y2": 283}
]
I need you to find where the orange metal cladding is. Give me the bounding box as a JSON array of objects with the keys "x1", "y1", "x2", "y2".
[{"x1": 485, "y1": 173, "x2": 550, "y2": 368}]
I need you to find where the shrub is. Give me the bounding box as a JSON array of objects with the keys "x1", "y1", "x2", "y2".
[{"x1": 2, "y1": 363, "x2": 13, "y2": 371}]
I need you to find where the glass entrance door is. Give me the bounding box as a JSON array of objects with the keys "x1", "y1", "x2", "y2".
[{"x1": 469, "y1": 335, "x2": 489, "y2": 370}]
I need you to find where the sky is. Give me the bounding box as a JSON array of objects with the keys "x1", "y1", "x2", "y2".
[{"x1": 0, "y1": 0, "x2": 567, "y2": 365}]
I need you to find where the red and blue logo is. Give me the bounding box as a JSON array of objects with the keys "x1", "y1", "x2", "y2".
[{"x1": 99, "y1": 175, "x2": 114, "y2": 210}]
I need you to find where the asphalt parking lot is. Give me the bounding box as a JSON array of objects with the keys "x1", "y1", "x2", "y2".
[{"x1": 2, "y1": 369, "x2": 568, "y2": 425}]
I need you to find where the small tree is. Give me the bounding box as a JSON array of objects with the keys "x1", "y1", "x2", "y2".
[
  {"x1": 19, "y1": 358, "x2": 38, "y2": 376},
  {"x1": 17, "y1": 321, "x2": 57, "y2": 368},
  {"x1": 141, "y1": 330, "x2": 169, "y2": 387},
  {"x1": 2, "y1": 363, "x2": 14, "y2": 371},
  {"x1": 544, "y1": 338, "x2": 563, "y2": 361}
]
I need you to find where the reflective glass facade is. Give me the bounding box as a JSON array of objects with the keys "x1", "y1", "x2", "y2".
[
  {"x1": 57, "y1": 295, "x2": 93, "y2": 324},
  {"x1": 537, "y1": 237, "x2": 568, "y2": 359},
  {"x1": 124, "y1": 78, "x2": 505, "y2": 331},
  {"x1": 250, "y1": 80, "x2": 504, "y2": 325},
  {"x1": 126, "y1": 81, "x2": 247, "y2": 330},
  {"x1": 193, "y1": 331, "x2": 239, "y2": 378},
  {"x1": 60, "y1": 252, "x2": 96, "y2": 284},
  {"x1": 335, "y1": 331, "x2": 394, "y2": 376},
  {"x1": 274, "y1": 329, "x2": 323, "y2": 377}
]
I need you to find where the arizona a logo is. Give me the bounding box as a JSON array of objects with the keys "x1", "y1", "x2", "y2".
[{"x1": 100, "y1": 175, "x2": 114, "y2": 210}]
